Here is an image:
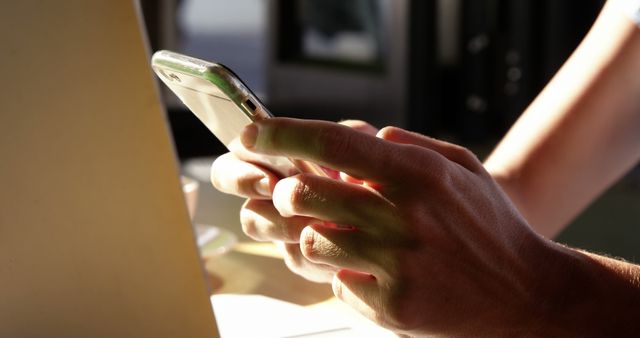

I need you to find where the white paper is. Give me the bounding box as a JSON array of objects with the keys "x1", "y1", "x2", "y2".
[{"x1": 211, "y1": 294, "x2": 395, "y2": 338}]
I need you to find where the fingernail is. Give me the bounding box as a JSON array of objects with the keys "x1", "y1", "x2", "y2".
[
  {"x1": 254, "y1": 177, "x2": 271, "y2": 197},
  {"x1": 241, "y1": 124, "x2": 258, "y2": 149}
]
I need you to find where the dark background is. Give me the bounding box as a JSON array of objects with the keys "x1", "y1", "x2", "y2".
[
  {"x1": 141, "y1": 0, "x2": 640, "y2": 262},
  {"x1": 142, "y1": 0, "x2": 606, "y2": 156}
]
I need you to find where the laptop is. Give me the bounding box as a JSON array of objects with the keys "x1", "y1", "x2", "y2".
[{"x1": 0, "y1": 1, "x2": 219, "y2": 337}]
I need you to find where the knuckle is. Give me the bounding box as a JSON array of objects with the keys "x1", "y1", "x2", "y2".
[
  {"x1": 376, "y1": 126, "x2": 401, "y2": 140},
  {"x1": 239, "y1": 207, "x2": 262, "y2": 240},
  {"x1": 456, "y1": 146, "x2": 476, "y2": 160},
  {"x1": 241, "y1": 200, "x2": 299, "y2": 242},
  {"x1": 457, "y1": 146, "x2": 480, "y2": 164},
  {"x1": 300, "y1": 227, "x2": 319, "y2": 260},
  {"x1": 449, "y1": 145, "x2": 483, "y2": 172},
  {"x1": 339, "y1": 119, "x2": 377, "y2": 135},
  {"x1": 234, "y1": 174, "x2": 260, "y2": 197},
  {"x1": 287, "y1": 175, "x2": 314, "y2": 215},
  {"x1": 317, "y1": 125, "x2": 354, "y2": 160},
  {"x1": 397, "y1": 145, "x2": 447, "y2": 183},
  {"x1": 239, "y1": 200, "x2": 278, "y2": 242}
]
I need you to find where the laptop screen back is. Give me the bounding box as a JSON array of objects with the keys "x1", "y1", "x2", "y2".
[{"x1": 0, "y1": 1, "x2": 219, "y2": 337}]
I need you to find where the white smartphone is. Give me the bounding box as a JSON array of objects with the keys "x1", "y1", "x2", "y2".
[{"x1": 151, "y1": 50, "x2": 327, "y2": 177}]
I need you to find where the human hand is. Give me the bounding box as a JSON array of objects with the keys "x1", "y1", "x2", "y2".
[
  {"x1": 237, "y1": 118, "x2": 556, "y2": 336},
  {"x1": 210, "y1": 120, "x2": 377, "y2": 283}
]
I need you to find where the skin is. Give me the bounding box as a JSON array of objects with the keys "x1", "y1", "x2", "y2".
[
  {"x1": 486, "y1": 0, "x2": 640, "y2": 238},
  {"x1": 215, "y1": 118, "x2": 640, "y2": 336},
  {"x1": 210, "y1": 1, "x2": 640, "y2": 336}
]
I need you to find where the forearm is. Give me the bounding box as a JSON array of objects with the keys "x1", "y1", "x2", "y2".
[
  {"x1": 485, "y1": 1, "x2": 640, "y2": 238},
  {"x1": 534, "y1": 241, "x2": 640, "y2": 336}
]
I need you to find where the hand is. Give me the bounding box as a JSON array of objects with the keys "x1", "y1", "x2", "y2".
[
  {"x1": 237, "y1": 118, "x2": 556, "y2": 336},
  {"x1": 210, "y1": 120, "x2": 377, "y2": 283}
]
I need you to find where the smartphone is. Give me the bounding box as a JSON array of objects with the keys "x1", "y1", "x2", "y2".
[{"x1": 151, "y1": 50, "x2": 327, "y2": 178}]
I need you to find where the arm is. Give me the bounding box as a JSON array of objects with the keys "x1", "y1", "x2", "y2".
[{"x1": 485, "y1": 0, "x2": 640, "y2": 238}]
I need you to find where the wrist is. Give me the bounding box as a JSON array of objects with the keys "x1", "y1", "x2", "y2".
[
  {"x1": 489, "y1": 167, "x2": 568, "y2": 239},
  {"x1": 528, "y1": 240, "x2": 640, "y2": 336}
]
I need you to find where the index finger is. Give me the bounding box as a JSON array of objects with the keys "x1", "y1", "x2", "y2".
[{"x1": 241, "y1": 118, "x2": 402, "y2": 183}]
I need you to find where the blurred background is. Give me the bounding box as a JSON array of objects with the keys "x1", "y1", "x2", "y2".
[{"x1": 140, "y1": 0, "x2": 639, "y2": 261}]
